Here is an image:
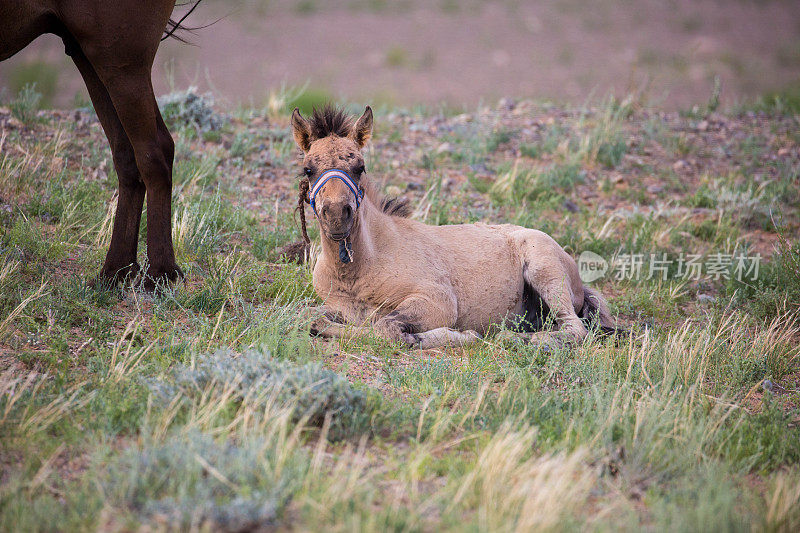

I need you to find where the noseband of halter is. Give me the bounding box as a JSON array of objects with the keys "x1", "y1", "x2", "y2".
[{"x1": 308, "y1": 169, "x2": 364, "y2": 217}]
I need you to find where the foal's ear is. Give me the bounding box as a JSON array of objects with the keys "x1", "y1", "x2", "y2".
[
  {"x1": 291, "y1": 108, "x2": 312, "y2": 152},
  {"x1": 350, "y1": 106, "x2": 373, "y2": 148}
]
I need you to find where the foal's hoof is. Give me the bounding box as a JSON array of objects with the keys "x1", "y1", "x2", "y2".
[
  {"x1": 142, "y1": 265, "x2": 185, "y2": 291},
  {"x1": 309, "y1": 320, "x2": 324, "y2": 337},
  {"x1": 91, "y1": 262, "x2": 141, "y2": 288},
  {"x1": 401, "y1": 332, "x2": 421, "y2": 348}
]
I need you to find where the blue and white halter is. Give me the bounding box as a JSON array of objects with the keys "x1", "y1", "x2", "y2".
[{"x1": 308, "y1": 168, "x2": 364, "y2": 217}]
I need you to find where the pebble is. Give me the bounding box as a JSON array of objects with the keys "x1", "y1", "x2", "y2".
[
  {"x1": 697, "y1": 293, "x2": 716, "y2": 304},
  {"x1": 498, "y1": 97, "x2": 516, "y2": 111},
  {"x1": 673, "y1": 159, "x2": 690, "y2": 172},
  {"x1": 436, "y1": 142, "x2": 454, "y2": 154},
  {"x1": 563, "y1": 199, "x2": 580, "y2": 213}
]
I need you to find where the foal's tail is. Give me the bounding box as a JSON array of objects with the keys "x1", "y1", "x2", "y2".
[{"x1": 580, "y1": 286, "x2": 625, "y2": 337}]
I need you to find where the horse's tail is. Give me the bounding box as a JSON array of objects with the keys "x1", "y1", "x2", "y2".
[
  {"x1": 580, "y1": 285, "x2": 625, "y2": 337},
  {"x1": 162, "y1": 1, "x2": 205, "y2": 43}
]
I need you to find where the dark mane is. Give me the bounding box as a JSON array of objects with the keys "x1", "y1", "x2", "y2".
[
  {"x1": 380, "y1": 196, "x2": 412, "y2": 218},
  {"x1": 364, "y1": 186, "x2": 412, "y2": 218},
  {"x1": 309, "y1": 105, "x2": 353, "y2": 139}
]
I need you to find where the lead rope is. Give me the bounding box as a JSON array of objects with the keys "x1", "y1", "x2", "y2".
[{"x1": 296, "y1": 178, "x2": 311, "y2": 246}]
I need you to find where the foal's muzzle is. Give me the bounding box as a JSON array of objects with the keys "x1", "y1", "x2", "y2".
[{"x1": 308, "y1": 169, "x2": 363, "y2": 264}]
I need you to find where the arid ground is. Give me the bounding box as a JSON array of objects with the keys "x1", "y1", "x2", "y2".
[
  {"x1": 1, "y1": 83, "x2": 799, "y2": 529},
  {"x1": 1, "y1": 0, "x2": 800, "y2": 530},
  {"x1": 1, "y1": 0, "x2": 800, "y2": 109}
]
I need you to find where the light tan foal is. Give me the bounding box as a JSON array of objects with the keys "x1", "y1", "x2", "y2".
[{"x1": 292, "y1": 105, "x2": 617, "y2": 350}]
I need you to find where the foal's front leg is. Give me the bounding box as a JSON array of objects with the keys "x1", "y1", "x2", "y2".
[
  {"x1": 406, "y1": 327, "x2": 481, "y2": 350},
  {"x1": 308, "y1": 296, "x2": 481, "y2": 350},
  {"x1": 376, "y1": 295, "x2": 481, "y2": 349}
]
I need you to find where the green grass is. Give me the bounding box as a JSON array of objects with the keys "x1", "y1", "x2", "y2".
[
  {"x1": 8, "y1": 83, "x2": 44, "y2": 124},
  {"x1": 0, "y1": 92, "x2": 799, "y2": 531},
  {"x1": 7, "y1": 62, "x2": 58, "y2": 109}
]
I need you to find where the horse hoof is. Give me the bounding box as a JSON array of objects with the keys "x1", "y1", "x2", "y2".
[
  {"x1": 91, "y1": 262, "x2": 140, "y2": 288},
  {"x1": 401, "y1": 332, "x2": 421, "y2": 348},
  {"x1": 142, "y1": 265, "x2": 185, "y2": 291},
  {"x1": 309, "y1": 321, "x2": 324, "y2": 337}
]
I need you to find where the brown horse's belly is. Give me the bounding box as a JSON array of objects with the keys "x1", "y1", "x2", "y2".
[{"x1": 431, "y1": 224, "x2": 526, "y2": 333}]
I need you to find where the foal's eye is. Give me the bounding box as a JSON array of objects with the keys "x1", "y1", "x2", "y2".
[{"x1": 303, "y1": 167, "x2": 313, "y2": 177}]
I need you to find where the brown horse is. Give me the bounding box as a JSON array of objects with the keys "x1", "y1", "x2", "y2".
[
  {"x1": 1, "y1": 1, "x2": 201, "y2": 288},
  {"x1": 293, "y1": 105, "x2": 618, "y2": 350}
]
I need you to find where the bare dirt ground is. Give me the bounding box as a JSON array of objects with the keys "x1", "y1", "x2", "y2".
[{"x1": 2, "y1": 0, "x2": 799, "y2": 109}]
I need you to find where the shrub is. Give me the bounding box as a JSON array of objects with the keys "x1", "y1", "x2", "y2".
[
  {"x1": 9, "y1": 83, "x2": 43, "y2": 124},
  {"x1": 726, "y1": 236, "x2": 800, "y2": 324},
  {"x1": 147, "y1": 347, "x2": 368, "y2": 434},
  {"x1": 103, "y1": 432, "x2": 300, "y2": 531},
  {"x1": 157, "y1": 86, "x2": 225, "y2": 133}
]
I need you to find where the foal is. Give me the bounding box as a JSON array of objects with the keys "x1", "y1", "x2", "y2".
[{"x1": 293, "y1": 105, "x2": 617, "y2": 350}]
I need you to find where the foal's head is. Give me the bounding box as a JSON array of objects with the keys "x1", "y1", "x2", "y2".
[{"x1": 291, "y1": 105, "x2": 373, "y2": 244}]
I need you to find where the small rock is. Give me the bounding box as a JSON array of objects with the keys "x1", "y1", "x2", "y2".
[
  {"x1": 436, "y1": 142, "x2": 454, "y2": 154},
  {"x1": 562, "y1": 199, "x2": 580, "y2": 213},
  {"x1": 763, "y1": 379, "x2": 774, "y2": 392},
  {"x1": 697, "y1": 293, "x2": 715, "y2": 304},
  {"x1": 697, "y1": 120, "x2": 709, "y2": 132},
  {"x1": 672, "y1": 159, "x2": 690, "y2": 172},
  {"x1": 647, "y1": 185, "x2": 664, "y2": 194},
  {"x1": 469, "y1": 163, "x2": 492, "y2": 175},
  {"x1": 406, "y1": 182, "x2": 423, "y2": 191},
  {"x1": 625, "y1": 154, "x2": 645, "y2": 166},
  {"x1": 498, "y1": 97, "x2": 516, "y2": 110}
]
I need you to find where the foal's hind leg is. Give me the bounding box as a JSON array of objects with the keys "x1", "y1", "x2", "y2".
[
  {"x1": 70, "y1": 45, "x2": 145, "y2": 283},
  {"x1": 514, "y1": 230, "x2": 588, "y2": 349}
]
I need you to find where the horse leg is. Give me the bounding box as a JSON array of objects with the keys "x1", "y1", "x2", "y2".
[
  {"x1": 69, "y1": 44, "x2": 145, "y2": 283},
  {"x1": 86, "y1": 63, "x2": 181, "y2": 289},
  {"x1": 362, "y1": 296, "x2": 479, "y2": 349},
  {"x1": 310, "y1": 318, "x2": 478, "y2": 350},
  {"x1": 516, "y1": 234, "x2": 588, "y2": 350},
  {"x1": 66, "y1": 2, "x2": 181, "y2": 289},
  {"x1": 307, "y1": 297, "x2": 475, "y2": 349},
  {"x1": 406, "y1": 327, "x2": 480, "y2": 350},
  {"x1": 522, "y1": 282, "x2": 587, "y2": 350}
]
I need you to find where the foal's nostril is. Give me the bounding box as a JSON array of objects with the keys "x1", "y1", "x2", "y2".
[
  {"x1": 321, "y1": 205, "x2": 329, "y2": 218},
  {"x1": 343, "y1": 205, "x2": 352, "y2": 220}
]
